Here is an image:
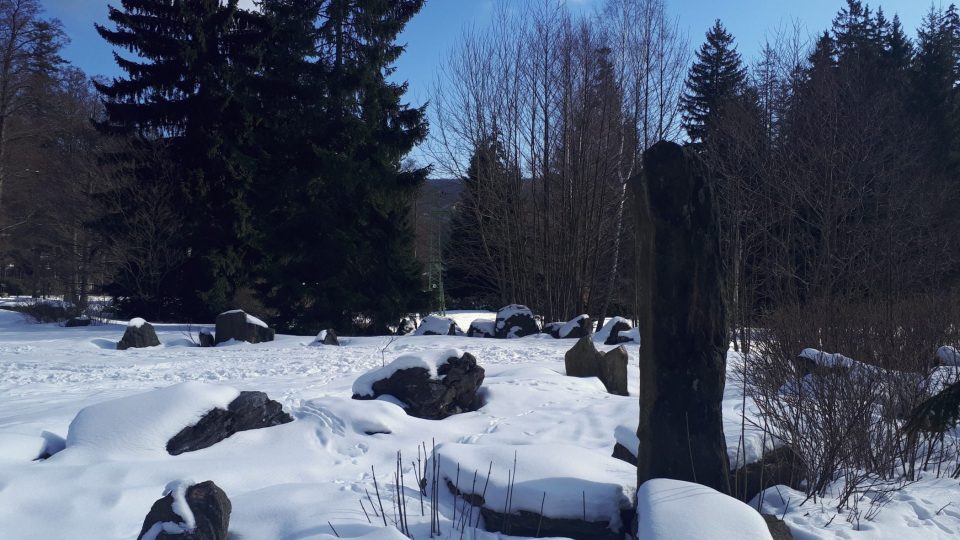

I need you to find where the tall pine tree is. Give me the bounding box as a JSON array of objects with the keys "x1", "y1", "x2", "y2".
[
  {"x1": 681, "y1": 19, "x2": 747, "y2": 144},
  {"x1": 95, "y1": 0, "x2": 265, "y2": 320}
]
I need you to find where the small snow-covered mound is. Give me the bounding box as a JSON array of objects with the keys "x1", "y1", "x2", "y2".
[
  {"x1": 798, "y1": 348, "x2": 856, "y2": 370},
  {"x1": 414, "y1": 315, "x2": 459, "y2": 336},
  {"x1": 352, "y1": 349, "x2": 465, "y2": 397},
  {"x1": 637, "y1": 479, "x2": 772, "y2": 540},
  {"x1": 66, "y1": 381, "x2": 240, "y2": 458},
  {"x1": 0, "y1": 432, "x2": 64, "y2": 462},
  {"x1": 430, "y1": 442, "x2": 635, "y2": 529}
]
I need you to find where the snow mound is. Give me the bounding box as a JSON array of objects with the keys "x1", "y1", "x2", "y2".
[
  {"x1": 414, "y1": 315, "x2": 458, "y2": 336},
  {"x1": 429, "y1": 442, "x2": 635, "y2": 528},
  {"x1": 799, "y1": 348, "x2": 856, "y2": 369},
  {"x1": 352, "y1": 349, "x2": 464, "y2": 397},
  {"x1": 637, "y1": 479, "x2": 772, "y2": 540},
  {"x1": 613, "y1": 425, "x2": 639, "y2": 457},
  {"x1": 65, "y1": 381, "x2": 240, "y2": 458},
  {"x1": 0, "y1": 432, "x2": 63, "y2": 462}
]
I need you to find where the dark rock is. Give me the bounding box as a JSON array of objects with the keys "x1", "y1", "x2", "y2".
[
  {"x1": 137, "y1": 481, "x2": 231, "y2": 540},
  {"x1": 65, "y1": 317, "x2": 91, "y2": 328},
  {"x1": 762, "y1": 514, "x2": 794, "y2": 540},
  {"x1": 632, "y1": 141, "x2": 729, "y2": 492},
  {"x1": 467, "y1": 319, "x2": 495, "y2": 338},
  {"x1": 494, "y1": 304, "x2": 539, "y2": 339},
  {"x1": 397, "y1": 317, "x2": 417, "y2": 336},
  {"x1": 352, "y1": 352, "x2": 485, "y2": 420},
  {"x1": 546, "y1": 315, "x2": 592, "y2": 339},
  {"x1": 612, "y1": 442, "x2": 638, "y2": 466},
  {"x1": 414, "y1": 315, "x2": 460, "y2": 336},
  {"x1": 543, "y1": 322, "x2": 563, "y2": 337},
  {"x1": 118, "y1": 319, "x2": 161, "y2": 350},
  {"x1": 166, "y1": 391, "x2": 293, "y2": 455},
  {"x1": 604, "y1": 320, "x2": 633, "y2": 345},
  {"x1": 199, "y1": 330, "x2": 215, "y2": 348},
  {"x1": 214, "y1": 310, "x2": 274, "y2": 345},
  {"x1": 564, "y1": 337, "x2": 629, "y2": 396},
  {"x1": 315, "y1": 329, "x2": 339, "y2": 346},
  {"x1": 729, "y1": 446, "x2": 805, "y2": 503}
]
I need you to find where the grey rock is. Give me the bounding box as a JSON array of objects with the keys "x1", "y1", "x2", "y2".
[
  {"x1": 604, "y1": 320, "x2": 633, "y2": 345},
  {"x1": 612, "y1": 442, "x2": 638, "y2": 466},
  {"x1": 316, "y1": 329, "x2": 339, "y2": 346},
  {"x1": 137, "y1": 481, "x2": 231, "y2": 540},
  {"x1": 214, "y1": 310, "x2": 274, "y2": 345},
  {"x1": 118, "y1": 321, "x2": 161, "y2": 350},
  {"x1": 763, "y1": 514, "x2": 794, "y2": 540},
  {"x1": 352, "y1": 352, "x2": 485, "y2": 419},
  {"x1": 494, "y1": 305, "x2": 539, "y2": 339},
  {"x1": 564, "y1": 337, "x2": 629, "y2": 396},
  {"x1": 546, "y1": 315, "x2": 592, "y2": 339},
  {"x1": 729, "y1": 446, "x2": 805, "y2": 503},
  {"x1": 199, "y1": 330, "x2": 215, "y2": 348},
  {"x1": 166, "y1": 391, "x2": 293, "y2": 455}
]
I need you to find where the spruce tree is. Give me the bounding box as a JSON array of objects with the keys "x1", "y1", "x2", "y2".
[
  {"x1": 95, "y1": 0, "x2": 265, "y2": 320},
  {"x1": 681, "y1": 19, "x2": 747, "y2": 144}
]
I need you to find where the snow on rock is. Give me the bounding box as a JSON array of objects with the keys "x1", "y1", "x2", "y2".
[
  {"x1": 66, "y1": 381, "x2": 240, "y2": 458},
  {"x1": 222, "y1": 309, "x2": 268, "y2": 329},
  {"x1": 0, "y1": 433, "x2": 54, "y2": 462},
  {"x1": 413, "y1": 315, "x2": 459, "y2": 336},
  {"x1": 613, "y1": 425, "x2": 639, "y2": 458},
  {"x1": 494, "y1": 304, "x2": 540, "y2": 338},
  {"x1": 429, "y1": 442, "x2": 636, "y2": 529},
  {"x1": 351, "y1": 349, "x2": 464, "y2": 398},
  {"x1": 637, "y1": 479, "x2": 772, "y2": 540},
  {"x1": 595, "y1": 316, "x2": 631, "y2": 344},
  {"x1": 937, "y1": 346, "x2": 960, "y2": 366},
  {"x1": 798, "y1": 348, "x2": 856, "y2": 370},
  {"x1": 129, "y1": 317, "x2": 147, "y2": 328},
  {"x1": 467, "y1": 319, "x2": 495, "y2": 338}
]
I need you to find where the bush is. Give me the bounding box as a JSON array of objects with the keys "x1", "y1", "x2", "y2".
[{"x1": 9, "y1": 300, "x2": 81, "y2": 323}]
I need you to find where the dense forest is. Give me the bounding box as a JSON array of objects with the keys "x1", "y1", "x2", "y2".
[{"x1": 0, "y1": 0, "x2": 958, "y2": 342}]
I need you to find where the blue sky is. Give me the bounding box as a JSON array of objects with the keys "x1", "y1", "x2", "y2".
[{"x1": 41, "y1": 0, "x2": 931, "y2": 108}]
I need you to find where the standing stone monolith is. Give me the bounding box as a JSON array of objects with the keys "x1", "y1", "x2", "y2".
[{"x1": 631, "y1": 141, "x2": 728, "y2": 492}]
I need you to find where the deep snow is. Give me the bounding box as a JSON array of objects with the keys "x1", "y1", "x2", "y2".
[{"x1": 0, "y1": 308, "x2": 957, "y2": 539}]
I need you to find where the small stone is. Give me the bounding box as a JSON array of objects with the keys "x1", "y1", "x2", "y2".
[
  {"x1": 118, "y1": 319, "x2": 161, "y2": 350},
  {"x1": 137, "y1": 480, "x2": 231, "y2": 540}
]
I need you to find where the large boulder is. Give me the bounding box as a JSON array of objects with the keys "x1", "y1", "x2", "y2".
[
  {"x1": 137, "y1": 480, "x2": 231, "y2": 540},
  {"x1": 414, "y1": 315, "x2": 460, "y2": 336},
  {"x1": 352, "y1": 349, "x2": 484, "y2": 419},
  {"x1": 564, "y1": 337, "x2": 629, "y2": 396},
  {"x1": 214, "y1": 310, "x2": 274, "y2": 345},
  {"x1": 166, "y1": 391, "x2": 293, "y2": 455},
  {"x1": 118, "y1": 318, "x2": 161, "y2": 350},
  {"x1": 545, "y1": 315, "x2": 592, "y2": 339},
  {"x1": 494, "y1": 304, "x2": 539, "y2": 339},
  {"x1": 467, "y1": 319, "x2": 495, "y2": 338},
  {"x1": 632, "y1": 141, "x2": 729, "y2": 492}
]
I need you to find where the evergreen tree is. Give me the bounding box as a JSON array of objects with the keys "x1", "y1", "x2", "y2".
[
  {"x1": 94, "y1": 0, "x2": 265, "y2": 320},
  {"x1": 681, "y1": 19, "x2": 747, "y2": 144}
]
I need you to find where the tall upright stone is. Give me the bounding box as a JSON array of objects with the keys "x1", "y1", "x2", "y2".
[{"x1": 631, "y1": 141, "x2": 729, "y2": 492}]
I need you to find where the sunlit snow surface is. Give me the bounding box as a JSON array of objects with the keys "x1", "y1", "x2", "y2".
[{"x1": 0, "y1": 308, "x2": 958, "y2": 539}]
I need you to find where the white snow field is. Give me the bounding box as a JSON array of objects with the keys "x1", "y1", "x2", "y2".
[{"x1": 0, "y1": 308, "x2": 959, "y2": 539}]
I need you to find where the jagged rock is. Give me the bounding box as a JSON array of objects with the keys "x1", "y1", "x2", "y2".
[
  {"x1": 632, "y1": 141, "x2": 729, "y2": 492},
  {"x1": 546, "y1": 315, "x2": 592, "y2": 339},
  {"x1": 604, "y1": 320, "x2": 633, "y2": 345},
  {"x1": 467, "y1": 319, "x2": 495, "y2": 338},
  {"x1": 763, "y1": 514, "x2": 794, "y2": 540},
  {"x1": 352, "y1": 352, "x2": 484, "y2": 419},
  {"x1": 397, "y1": 317, "x2": 417, "y2": 336},
  {"x1": 612, "y1": 442, "x2": 638, "y2": 466},
  {"x1": 118, "y1": 318, "x2": 161, "y2": 350},
  {"x1": 494, "y1": 304, "x2": 539, "y2": 338},
  {"x1": 414, "y1": 315, "x2": 460, "y2": 336},
  {"x1": 65, "y1": 316, "x2": 91, "y2": 328},
  {"x1": 214, "y1": 310, "x2": 274, "y2": 345},
  {"x1": 199, "y1": 329, "x2": 215, "y2": 348},
  {"x1": 166, "y1": 392, "x2": 293, "y2": 455},
  {"x1": 564, "y1": 337, "x2": 629, "y2": 396},
  {"x1": 729, "y1": 446, "x2": 805, "y2": 503},
  {"x1": 137, "y1": 481, "x2": 231, "y2": 540},
  {"x1": 313, "y1": 329, "x2": 339, "y2": 346}
]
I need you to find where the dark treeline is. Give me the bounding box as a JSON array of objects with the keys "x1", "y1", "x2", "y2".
[
  {"x1": 439, "y1": 0, "x2": 960, "y2": 342},
  {"x1": 0, "y1": 0, "x2": 429, "y2": 334}
]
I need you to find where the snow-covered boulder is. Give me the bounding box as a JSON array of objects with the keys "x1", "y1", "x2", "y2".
[
  {"x1": 351, "y1": 349, "x2": 484, "y2": 419},
  {"x1": 117, "y1": 317, "x2": 161, "y2": 350},
  {"x1": 137, "y1": 480, "x2": 231, "y2": 540},
  {"x1": 936, "y1": 345, "x2": 959, "y2": 366},
  {"x1": 429, "y1": 442, "x2": 636, "y2": 539},
  {"x1": 636, "y1": 479, "x2": 773, "y2": 540},
  {"x1": 545, "y1": 314, "x2": 592, "y2": 339},
  {"x1": 0, "y1": 431, "x2": 65, "y2": 462},
  {"x1": 199, "y1": 328, "x2": 215, "y2": 348},
  {"x1": 564, "y1": 337, "x2": 629, "y2": 396},
  {"x1": 596, "y1": 317, "x2": 635, "y2": 345},
  {"x1": 312, "y1": 329, "x2": 340, "y2": 346},
  {"x1": 214, "y1": 310, "x2": 274, "y2": 345},
  {"x1": 467, "y1": 319, "x2": 495, "y2": 338},
  {"x1": 494, "y1": 304, "x2": 539, "y2": 339},
  {"x1": 795, "y1": 348, "x2": 856, "y2": 376},
  {"x1": 166, "y1": 390, "x2": 294, "y2": 455},
  {"x1": 396, "y1": 317, "x2": 417, "y2": 336},
  {"x1": 413, "y1": 315, "x2": 460, "y2": 336},
  {"x1": 612, "y1": 425, "x2": 639, "y2": 465}
]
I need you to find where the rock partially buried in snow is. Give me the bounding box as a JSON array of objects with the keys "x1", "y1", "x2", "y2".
[
  {"x1": 199, "y1": 329, "x2": 215, "y2": 348},
  {"x1": 0, "y1": 431, "x2": 65, "y2": 462},
  {"x1": 214, "y1": 310, "x2": 274, "y2": 345},
  {"x1": 313, "y1": 329, "x2": 339, "y2": 346},
  {"x1": 118, "y1": 318, "x2": 161, "y2": 350},
  {"x1": 494, "y1": 304, "x2": 539, "y2": 338},
  {"x1": 396, "y1": 317, "x2": 417, "y2": 335},
  {"x1": 467, "y1": 319, "x2": 495, "y2": 338},
  {"x1": 597, "y1": 317, "x2": 634, "y2": 346},
  {"x1": 351, "y1": 349, "x2": 484, "y2": 419},
  {"x1": 636, "y1": 479, "x2": 773, "y2": 540},
  {"x1": 564, "y1": 337, "x2": 629, "y2": 396},
  {"x1": 137, "y1": 480, "x2": 231, "y2": 540},
  {"x1": 166, "y1": 391, "x2": 294, "y2": 455},
  {"x1": 545, "y1": 314, "x2": 592, "y2": 339},
  {"x1": 414, "y1": 315, "x2": 460, "y2": 336}
]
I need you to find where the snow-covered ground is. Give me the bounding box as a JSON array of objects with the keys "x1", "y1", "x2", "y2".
[{"x1": 0, "y1": 308, "x2": 958, "y2": 539}]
